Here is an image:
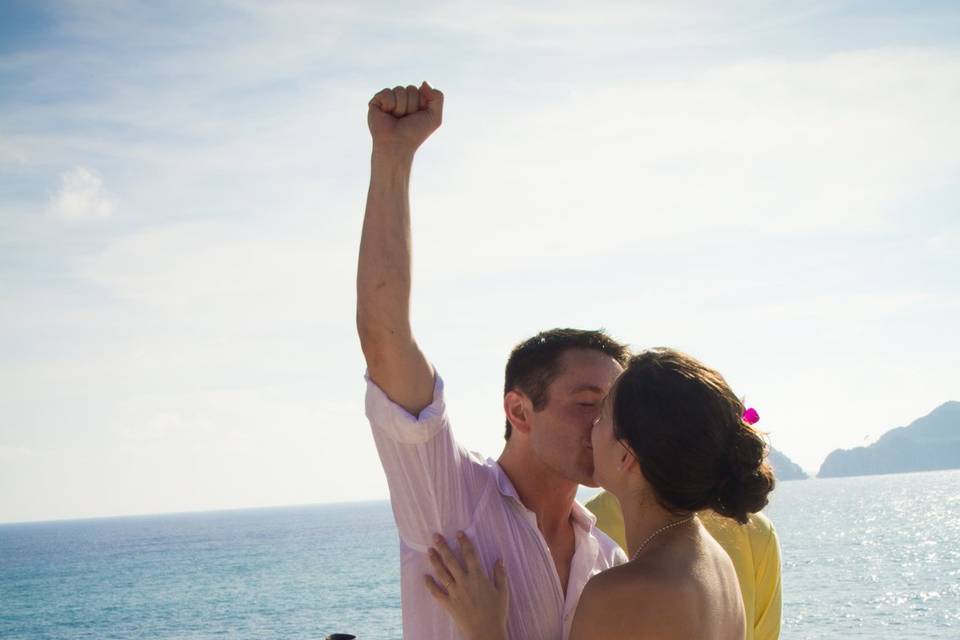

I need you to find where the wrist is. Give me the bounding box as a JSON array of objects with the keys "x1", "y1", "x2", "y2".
[{"x1": 371, "y1": 143, "x2": 416, "y2": 167}]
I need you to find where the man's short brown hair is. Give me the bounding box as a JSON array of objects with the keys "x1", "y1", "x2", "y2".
[{"x1": 503, "y1": 328, "x2": 630, "y2": 439}]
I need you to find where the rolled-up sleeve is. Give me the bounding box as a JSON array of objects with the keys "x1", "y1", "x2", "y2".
[{"x1": 365, "y1": 371, "x2": 484, "y2": 549}]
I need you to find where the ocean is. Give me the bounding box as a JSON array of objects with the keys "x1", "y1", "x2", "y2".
[{"x1": 1, "y1": 469, "x2": 958, "y2": 639}]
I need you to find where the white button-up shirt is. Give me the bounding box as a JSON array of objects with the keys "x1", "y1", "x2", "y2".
[{"x1": 366, "y1": 371, "x2": 626, "y2": 639}]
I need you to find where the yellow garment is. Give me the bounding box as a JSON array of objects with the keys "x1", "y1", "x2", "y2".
[{"x1": 584, "y1": 491, "x2": 782, "y2": 640}]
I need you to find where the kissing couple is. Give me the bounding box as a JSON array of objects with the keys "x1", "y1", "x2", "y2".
[{"x1": 357, "y1": 82, "x2": 781, "y2": 640}]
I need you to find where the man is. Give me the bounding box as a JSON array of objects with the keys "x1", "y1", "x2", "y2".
[
  {"x1": 357, "y1": 82, "x2": 629, "y2": 639},
  {"x1": 584, "y1": 491, "x2": 783, "y2": 640}
]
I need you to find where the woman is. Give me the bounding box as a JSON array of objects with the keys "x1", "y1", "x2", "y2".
[{"x1": 425, "y1": 348, "x2": 775, "y2": 639}]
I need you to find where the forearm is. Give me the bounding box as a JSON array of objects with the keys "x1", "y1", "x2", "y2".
[
  {"x1": 357, "y1": 148, "x2": 416, "y2": 347},
  {"x1": 356, "y1": 148, "x2": 434, "y2": 413}
]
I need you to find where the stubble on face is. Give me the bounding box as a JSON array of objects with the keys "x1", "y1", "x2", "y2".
[{"x1": 529, "y1": 349, "x2": 623, "y2": 485}]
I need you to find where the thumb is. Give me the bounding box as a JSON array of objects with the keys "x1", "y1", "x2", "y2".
[
  {"x1": 420, "y1": 80, "x2": 444, "y2": 114},
  {"x1": 368, "y1": 94, "x2": 388, "y2": 113}
]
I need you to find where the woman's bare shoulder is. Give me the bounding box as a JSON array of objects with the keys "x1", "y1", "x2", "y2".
[{"x1": 569, "y1": 564, "x2": 688, "y2": 640}]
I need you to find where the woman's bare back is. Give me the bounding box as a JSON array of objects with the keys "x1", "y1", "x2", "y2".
[{"x1": 570, "y1": 523, "x2": 745, "y2": 640}]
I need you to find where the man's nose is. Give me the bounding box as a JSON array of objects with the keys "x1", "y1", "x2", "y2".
[{"x1": 587, "y1": 409, "x2": 601, "y2": 428}]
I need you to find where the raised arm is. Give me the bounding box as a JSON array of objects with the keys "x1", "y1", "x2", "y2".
[{"x1": 357, "y1": 82, "x2": 443, "y2": 415}]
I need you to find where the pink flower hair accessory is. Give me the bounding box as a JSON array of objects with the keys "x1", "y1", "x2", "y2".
[{"x1": 742, "y1": 407, "x2": 760, "y2": 425}]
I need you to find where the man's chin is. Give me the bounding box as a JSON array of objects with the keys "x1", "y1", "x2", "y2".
[
  {"x1": 574, "y1": 460, "x2": 598, "y2": 487},
  {"x1": 554, "y1": 465, "x2": 595, "y2": 487},
  {"x1": 538, "y1": 452, "x2": 595, "y2": 486}
]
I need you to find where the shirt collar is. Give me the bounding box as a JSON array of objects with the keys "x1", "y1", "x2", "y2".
[{"x1": 487, "y1": 458, "x2": 597, "y2": 533}]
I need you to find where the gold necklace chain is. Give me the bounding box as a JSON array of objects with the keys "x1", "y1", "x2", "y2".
[{"x1": 631, "y1": 515, "x2": 696, "y2": 561}]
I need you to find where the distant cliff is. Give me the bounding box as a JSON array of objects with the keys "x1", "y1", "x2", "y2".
[
  {"x1": 768, "y1": 447, "x2": 808, "y2": 480},
  {"x1": 818, "y1": 401, "x2": 960, "y2": 478}
]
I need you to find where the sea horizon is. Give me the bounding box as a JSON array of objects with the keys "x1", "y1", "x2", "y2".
[
  {"x1": 3, "y1": 465, "x2": 953, "y2": 528},
  {"x1": 0, "y1": 497, "x2": 394, "y2": 528}
]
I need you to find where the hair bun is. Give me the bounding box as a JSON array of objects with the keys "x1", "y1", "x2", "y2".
[{"x1": 713, "y1": 423, "x2": 775, "y2": 524}]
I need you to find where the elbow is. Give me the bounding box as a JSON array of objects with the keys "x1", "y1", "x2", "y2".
[
  {"x1": 356, "y1": 310, "x2": 410, "y2": 364},
  {"x1": 356, "y1": 309, "x2": 381, "y2": 354},
  {"x1": 356, "y1": 313, "x2": 381, "y2": 351},
  {"x1": 356, "y1": 304, "x2": 388, "y2": 343},
  {"x1": 357, "y1": 322, "x2": 386, "y2": 372}
]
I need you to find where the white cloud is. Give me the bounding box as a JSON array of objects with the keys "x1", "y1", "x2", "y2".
[
  {"x1": 74, "y1": 215, "x2": 353, "y2": 316},
  {"x1": 416, "y1": 48, "x2": 960, "y2": 274},
  {"x1": 417, "y1": 0, "x2": 818, "y2": 50},
  {"x1": 928, "y1": 230, "x2": 960, "y2": 255},
  {"x1": 49, "y1": 166, "x2": 115, "y2": 220},
  {"x1": 0, "y1": 445, "x2": 36, "y2": 461},
  {"x1": 0, "y1": 140, "x2": 27, "y2": 168}
]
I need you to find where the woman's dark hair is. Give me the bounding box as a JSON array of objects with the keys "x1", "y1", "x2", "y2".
[{"x1": 612, "y1": 348, "x2": 775, "y2": 524}]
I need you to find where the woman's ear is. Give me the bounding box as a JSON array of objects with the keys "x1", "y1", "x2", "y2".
[
  {"x1": 619, "y1": 442, "x2": 639, "y2": 472},
  {"x1": 504, "y1": 390, "x2": 532, "y2": 436}
]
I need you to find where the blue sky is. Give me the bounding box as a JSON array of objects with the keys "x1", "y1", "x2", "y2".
[{"x1": 1, "y1": 0, "x2": 958, "y2": 523}]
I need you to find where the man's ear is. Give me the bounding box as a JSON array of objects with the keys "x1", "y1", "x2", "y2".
[{"x1": 504, "y1": 390, "x2": 532, "y2": 436}]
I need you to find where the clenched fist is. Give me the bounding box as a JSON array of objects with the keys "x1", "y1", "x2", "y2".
[{"x1": 368, "y1": 81, "x2": 444, "y2": 155}]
